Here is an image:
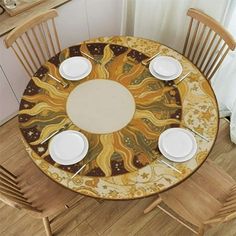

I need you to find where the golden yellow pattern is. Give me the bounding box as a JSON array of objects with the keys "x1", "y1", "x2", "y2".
[{"x1": 19, "y1": 36, "x2": 218, "y2": 199}]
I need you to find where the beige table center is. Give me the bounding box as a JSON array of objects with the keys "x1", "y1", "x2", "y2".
[{"x1": 67, "y1": 80, "x2": 135, "y2": 134}]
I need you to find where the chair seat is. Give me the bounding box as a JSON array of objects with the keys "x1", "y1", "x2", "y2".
[{"x1": 159, "y1": 160, "x2": 235, "y2": 227}]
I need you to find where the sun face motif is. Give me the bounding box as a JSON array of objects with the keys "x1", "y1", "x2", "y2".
[{"x1": 19, "y1": 43, "x2": 182, "y2": 177}]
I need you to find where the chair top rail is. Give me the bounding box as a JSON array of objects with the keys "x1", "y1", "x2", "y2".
[
  {"x1": 187, "y1": 8, "x2": 235, "y2": 50},
  {"x1": 5, "y1": 9, "x2": 58, "y2": 48}
]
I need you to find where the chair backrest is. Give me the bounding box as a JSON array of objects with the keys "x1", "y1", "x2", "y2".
[
  {"x1": 205, "y1": 184, "x2": 236, "y2": 225},
  {"x1": 4, "y1": 9, "x2": 61, "y2": 77},
  {"x1": 0, "y1": 165, "x2": 40, "y2": 213},
  {"x1": 183, "y1": 8, "x2": 236, "y2": 80}
]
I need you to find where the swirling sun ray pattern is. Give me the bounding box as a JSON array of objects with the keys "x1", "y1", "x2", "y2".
[
  {"x1": 19, "y1": 42, "x2": 182, "y2": 178},
  {"x1": 113, "y1": 132, "x2": 137, "y2": 173},
  {"x1": 134, "y1": 87, "x2": 175, "y2": 104},
  {"x1": 117, "y1": 63, "x2": 145, "y2": 86},
  {"x1": 23, "y1": 94, "x2": 65, "y2": 107},
  {"x1": 128, "y1": 119, "x2": 159, "y2": 140},
  {"x1": 19, "y1": 102, "x2": 62, "y2": 116},
  {"x1": 20, "y1": 114, "x2": 67, "y2": 127},
  {"x1": 106, "y1": 49, "x2": 132, "y2": 79},
  {"x1": 30, "y1": 118, "x2": 71, "y2": 145},
  {"x1": 95, "y1": 134, "x2": 114, "y2": 177},
  {"x1": 31, "y1": 76, "x2": 68, "y2": 99},
  {"x1": 134, "y1": 110, "x2": 180, "y2": 127}
]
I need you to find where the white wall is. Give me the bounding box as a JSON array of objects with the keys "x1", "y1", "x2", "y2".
[
  {"x1": 86, "y1": 0, "x2": 123, "y2": 38},
  {"x1": 56, "y1": 0, "x2": 90, "y2": 48},
  {"x1": 56, "y1": 0, "x2": 123, "y2": 48},
  {"x1": 0, "y1": 65, "x2": 18, "y2": 125},
  {"x1": 0, "y1": 38, "x2": 28, "y2": 102}
]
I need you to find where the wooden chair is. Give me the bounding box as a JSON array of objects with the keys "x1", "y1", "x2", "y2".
[
  {"x1": 0, "y1": 162, "x2": 84, "y2": 236},
  {"x1": 144, "y1": 160, "x2": 236, "y2": 235},
  {"x1": 4, "y1": 9, "x2": 61, "y2": 77},
  {"x1": 183, "y1": 8, "x2": 236, "y2": 80}
]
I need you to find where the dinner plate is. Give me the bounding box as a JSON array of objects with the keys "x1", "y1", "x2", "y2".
[
  {"x1": 149, "y1": 56, "x2": 182, "y2": 81},
  {"x1": 59, "y1": 57, "x2": 92, "y2": 81},
  {"x1": 49, "y1": 130, "x2": 89, "y2": 165},
  {"x1": 158, "y1": 128, "x2": 197, "y2": 162}
]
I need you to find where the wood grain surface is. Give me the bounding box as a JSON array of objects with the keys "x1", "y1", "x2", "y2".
[{"x1": 0, "y1": 118, "x2": 235, "y2": 235}]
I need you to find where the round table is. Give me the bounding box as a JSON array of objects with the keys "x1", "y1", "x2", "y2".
[{"x1": 18, "y1": 36, "x2": 219, "y2": 200}]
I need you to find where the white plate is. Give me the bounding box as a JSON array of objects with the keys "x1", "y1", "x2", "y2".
[
  {"x1": 158, "y1": 128, "x2": 197, "y2": 162},
  {"x1": 59, "y1": 57, "x2": 92, "y2": 81},
  {"x1": 49, "y1": 130, "x2": 89, "y2": 165},
  {"x1": 149, "y1": 56, "x2": 182, "y2": 81},
  {"x1": 152, "y1": 56, "x2": 182, "y2": 77}
]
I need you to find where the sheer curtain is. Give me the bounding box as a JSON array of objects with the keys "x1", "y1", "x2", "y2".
[
  {"x1": 211, "y1": 0, "x2": 236, "y2": 143},
  {"x1": 122, "y1": 0, "x2": 236, "y2": 143}
]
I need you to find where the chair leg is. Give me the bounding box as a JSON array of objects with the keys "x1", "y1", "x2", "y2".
[
  {"x1": 144, "y1": 196, "x2": 162, "y2": 214},
  {"x1": 43, "y1": 217, "x2": 52, "y2": 236},
  {"x1": 198, "y1": 226, "x2": 205, "y2": 236}
]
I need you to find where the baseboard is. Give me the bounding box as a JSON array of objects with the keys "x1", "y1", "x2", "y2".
[{"x1": 0, "y1": 112, "x2": 18, "y2": 126}]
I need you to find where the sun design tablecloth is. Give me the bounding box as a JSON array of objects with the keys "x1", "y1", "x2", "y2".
[{"x1": 18, "y1": 36, "x2": 219, "y2": 199}]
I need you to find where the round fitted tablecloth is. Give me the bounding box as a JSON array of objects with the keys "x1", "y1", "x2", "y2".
[{"x1": 18, "y1": 36, "x2": 219, "y2": 199}]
